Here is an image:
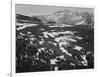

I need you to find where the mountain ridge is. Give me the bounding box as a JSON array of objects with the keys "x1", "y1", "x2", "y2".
[{"x1": 16, "y1": 10, "x2": 94, "y2": 30}]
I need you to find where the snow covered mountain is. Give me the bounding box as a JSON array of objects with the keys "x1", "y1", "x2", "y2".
[{"x1": 37, "y1": 10, "x2": 94, "y2": 30}]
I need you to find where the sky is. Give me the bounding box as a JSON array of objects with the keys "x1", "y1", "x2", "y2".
[{"x1": 15, "y1": 4, "x2": 94, "y2": 16}]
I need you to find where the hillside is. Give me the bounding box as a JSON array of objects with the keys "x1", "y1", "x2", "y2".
[{"x1": 16, "y1": 14, "x2": 42, "y2": 23}]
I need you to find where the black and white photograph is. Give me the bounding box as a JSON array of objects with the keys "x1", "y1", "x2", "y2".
[{"x1": 15, "y1": 4, "x2": 94, "y2": 73}]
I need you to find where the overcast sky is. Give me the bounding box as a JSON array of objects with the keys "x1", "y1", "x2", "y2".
[{"x1": 15, "y1": 4, "x2": 94, "y2": 16}]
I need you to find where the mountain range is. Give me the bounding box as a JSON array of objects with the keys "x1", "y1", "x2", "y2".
[
  {"x1": 37, "y1": 10, "x2": 94, "y2": 25},
  {"x1": 16, "y1": 10, "x2": 94, "y2": 30}
]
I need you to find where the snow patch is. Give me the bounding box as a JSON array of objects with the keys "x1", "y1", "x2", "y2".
[
  {"x1": 73, "y1": 46, "x2": 82, "y2": 51},
  {"x1": 50, "y1": 59, "x2": 58, "y2": 64},
  {"x1": 17, "y1": 24, "x2": 37, "y2": 30},
  {"x1": 60, "y1": 46, "x2": 72, "y2": 56}
]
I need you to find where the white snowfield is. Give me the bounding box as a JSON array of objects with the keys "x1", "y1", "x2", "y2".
[
  {"x1": 75, "y1": 36, "x2": 82, "y2": 40},
  {"x1": 73, "y1": 46, "x2": 83, "y2": 51},
  {"x1": 39, "y1": 28, "x2": 45, "y2": 31},
  {"x1": 43, "y1": 31, "x2": 55, "y2": 38},
  {"x1": 55, "y1": 36, "x2": 77, "y2": 43},
  {"x1": 49, "y1": 24, "x2": 73, "y2": 27},
  {"x1": 16, "y1": 23, "x2": 37, "y2": 30},
  {"x1": 42, "y1": 31, "x2": 76, "y2": 38},
  {"x1": 60, "y1": 46, "x2": 72, "y2": 56},
  {"x1": 50, "y1": 59, "x2": 58, "y2": 64}
]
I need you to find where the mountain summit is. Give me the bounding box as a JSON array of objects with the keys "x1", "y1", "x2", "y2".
[{"x1": 46, "y1": 10, "x2": 93, "y2": 25}]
